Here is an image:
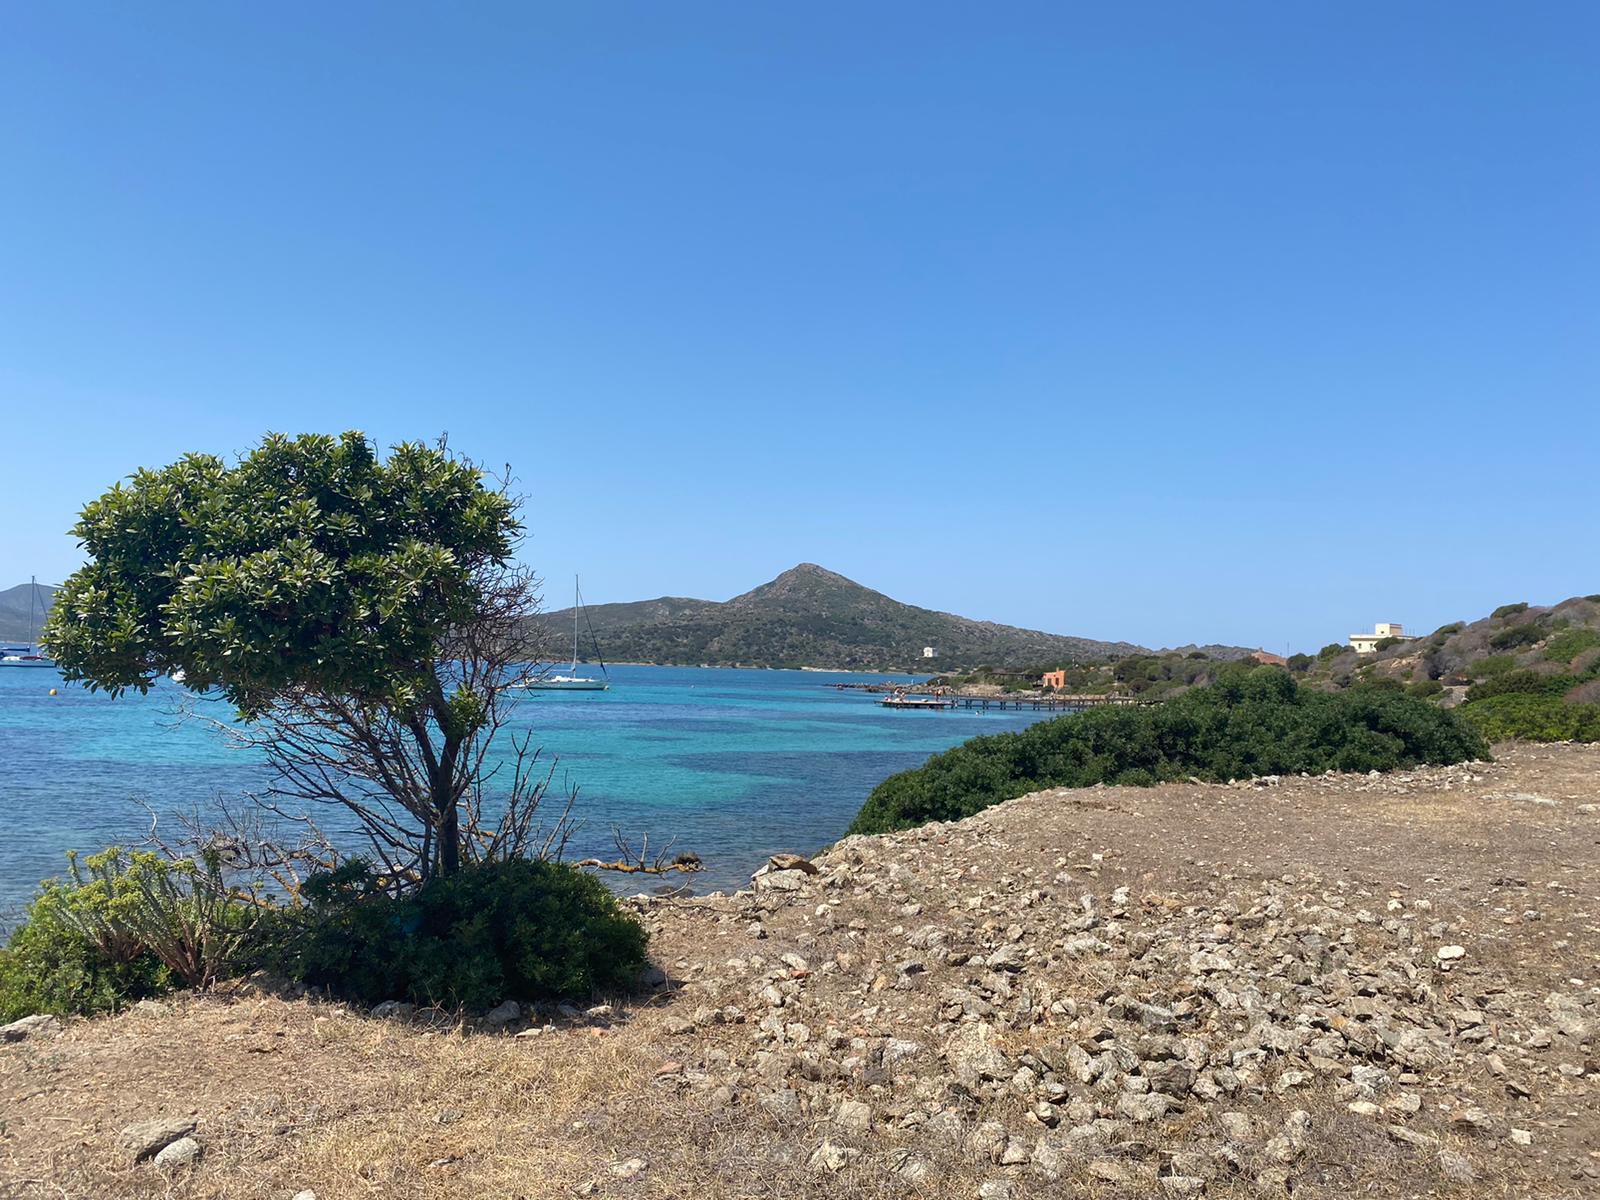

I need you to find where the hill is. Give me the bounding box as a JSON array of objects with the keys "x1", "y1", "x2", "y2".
[
  {"x1": 1298, "y1": 592, "x2": 1600, "y2": 742},
  {"x1": 546, "y1": 563, "x2": 1151, "y2": 671},
  {"x1": 0, "y1": 582, "x2": 55, "y2": 643}
]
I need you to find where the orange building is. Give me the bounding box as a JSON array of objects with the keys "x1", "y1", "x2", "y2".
[{"x1": 1041, "y1": 669, "x2": 1068, "y2": 689}]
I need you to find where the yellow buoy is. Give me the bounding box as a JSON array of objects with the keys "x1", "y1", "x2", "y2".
[{"x1": 49, "y1": 688, "x2": 58, "y2": 696}]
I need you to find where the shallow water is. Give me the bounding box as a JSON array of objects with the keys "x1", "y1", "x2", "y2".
[{"x1": 0, "y1": 664, "x2": 1059, "y2": 914}]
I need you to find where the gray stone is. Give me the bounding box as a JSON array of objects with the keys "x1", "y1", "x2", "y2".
[
  {"x1": 808, "y1": 1138, "x2": 857, "y2": 1172},
  {"x1": 153, "y1": 1137, "x2": 202, "y2": 1169},
  {"x1": 609, "y1": 1157, "x2": 648, "y2": 1179},
  {"x1": 118, "y1": 1117, "x2": 198, "y2": 1163},
  {"x1": 0, "y1": 1013, "x2": 60, "y2": 1042},
  {"x1": 756, "y1": 870, "x2": 807, "y2": 893},
  {"x1": 482, "y1": 1000, "x2": 521, "y2": 1027},
  {"x1": 834, "y1": 1099, "x2": 871, "y2": 1132}
]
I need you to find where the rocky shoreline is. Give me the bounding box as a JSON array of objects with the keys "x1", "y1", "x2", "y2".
[{"x1": 2, "y1": 743, "x2": 1596, "y2": 1198}]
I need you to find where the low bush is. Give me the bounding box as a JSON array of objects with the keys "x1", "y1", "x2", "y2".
[
  {"x1": 1472, "y1": 655, "x2": 1518, "y2": 679},
  {"x1": 1466, "y1": 670, "x2": 1578, "y2": 703},
  {"x1": 1492, "y1": 602, "x2": 1530, "y2": 620},
  {"x1": 1459, "y1": 694, "x2": 1600, "y2": 743},
  {"x1": 1406, "y1": 679, "x2": 1444, "y2": 699},
  {"x1": 1490, "y1": 624, "x2": 1544, "y2": 651},
  {"x1": 273, "y1": 858, "x2": 649, "y2": 1008},
  {"x1": 1543, "y1": 628, "x2": 1600, "y2": 665},
  {"x1": 0, "y1": 849, "x2": 223, "y2": 1021},
  {"x1": 848, "y1": 668, "x2": 1489, "y2": 834}
]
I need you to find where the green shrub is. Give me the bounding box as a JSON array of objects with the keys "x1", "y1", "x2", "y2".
[
  {"x1": 1286, "y1": 653, "x2": 1314, "y2": 672},
  {"x1": 1466, "y1": 670, "x2": 1578, "y2": 703},
  {"x1": 1490, "y1": 625, "x2": 1544, "y2": 651},
  {"x1": 0, "y1": 862, "x2": 178, "y2": 1022},
  {"x1": 1406, "y1": 679, "x2": 1444, "y2": 699},
  {"x1": 275, "y1": 858, "x2": 649, "y2": 1008},
  {"x1": 1492, "y1": 602, "x2": 1530, "y2": 620},
  {"x1": 1317, "y1": 643, "x2": 1345, "y2": 660},
  {"x1": 1431, "y1": 622, "x2": 1465, "y2": 638},
  {"x1": 1459, "y1": 694, "x2": 1600, "y2": 743},
  {"x1": 1543, "y1": 628, "x2": 1600, "y2": 665},
  {"x1": 848, "y1": 668, "x2": 1489, "y2": 834},
  {"x1": 1472, "y1": 655, "x2": 1517, "y2": 679}
]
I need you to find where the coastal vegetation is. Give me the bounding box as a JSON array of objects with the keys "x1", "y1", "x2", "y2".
[
  {"x1": 42, "y1": 431, "x2": 562, "y2": 882},
  {"x1": 1295, "y1": 594, "x2": 1600, "y2": 744},
  {"x1": 4, "y1": 431, "x2": 651, "y2": 1023},
  {"x1": 848, "y1": 666, "x2": 1489, "y2": 835}
]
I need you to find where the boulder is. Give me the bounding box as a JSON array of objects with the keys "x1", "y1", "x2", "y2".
[
  {"x1": 0, "y1": 1014, "x2": 61, "y2": 1042},
  {"x1": 153, "y1": 1137, "x2": 203, "y2": 1169},
  {"x1": 118, "y1": 1117, "x2": 197, "y2": 1163}
]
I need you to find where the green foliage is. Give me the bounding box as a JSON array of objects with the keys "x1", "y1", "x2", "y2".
[
  {"x1": 1317, "y1": 643, "x2": 1346, "y2": 660},
  {"x1": 1431, "y1": 622, "x2": 1465, "y2": 638},
  {"x1": 1405, "y1": 679, "x2": 1444, "y2": 699},
  {"x1": 1466, "y1": 670, "x2": 1579, "y2": 703},
  {"x1": 1458, "y1": 694, "x2": 1600, "y2": 743},
  {"x1": 43, "y1": 432, "x2": 517, "y2": 717},
  {"x1": 1286, "y1": 653, "x2": 1315, "y2": 672},
  {"x1": 49, "y1": 848, "x2": 263, "y2": 988},
  {"x1": 848, "y1": 668, "x2": 1489, "y2": 834},
  {"x1": 1373, "y1": 637, "x2": 1404, "y2": 652},
  {"x1": 1491, "y1": 602, "x2": 1530, "y2": 620},
  {"x1": 1489, "y1": 624, "x2": 1544, "y2": 651},
  {"x1": 273, "y1": 859, "x2": 649, "y2": 1008},
  {"x1": 1472, "y1": 655, "x2": 1517, "y2": 679},
  {"x1": 1543, "y1": 628, "x2": 1600, "y2": 665},
  {"x1": 0, "y1": 850, "x2": 227, "y2": 1021}
]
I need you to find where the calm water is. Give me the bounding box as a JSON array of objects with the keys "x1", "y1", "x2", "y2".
[{"x1": 0, "y1": 665, "x2": 1060, "y2": 918}]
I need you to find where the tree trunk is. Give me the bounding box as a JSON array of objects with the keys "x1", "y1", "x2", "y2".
[
  {"x1": 437, "y1": 800, "x2": 460, "y2": 875},
  {"x1": 432, "y1": 730, "x2": 464, "y2": 876}
]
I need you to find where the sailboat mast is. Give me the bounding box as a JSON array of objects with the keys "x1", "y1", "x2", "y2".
[{"x1": 572, "y1": 575, "x2": 580, "y2": 671}]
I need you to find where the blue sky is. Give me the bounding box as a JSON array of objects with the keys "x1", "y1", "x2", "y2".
[{"x1": 2, "y1": 3, "x2": 1596, "y2": 653}]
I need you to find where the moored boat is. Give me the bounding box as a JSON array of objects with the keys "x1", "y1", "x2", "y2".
[{"x1": 521, "y1": 575, "x2": 610, "y2": 692}]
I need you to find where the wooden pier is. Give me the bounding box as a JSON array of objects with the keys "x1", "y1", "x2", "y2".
[{"x1": 874, "y1": 691, "x2": 1149, "y2": 712}]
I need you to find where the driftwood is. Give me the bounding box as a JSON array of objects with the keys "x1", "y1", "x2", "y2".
[{"x1": 579, "y1": 828, "x2": 703, "y2": 875}]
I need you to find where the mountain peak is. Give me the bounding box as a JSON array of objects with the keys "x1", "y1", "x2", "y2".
[{"x1": 728, "y1": 564, "x2": 874, "y2": 608}]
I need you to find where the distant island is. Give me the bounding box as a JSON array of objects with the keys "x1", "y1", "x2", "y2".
[
  {"x1": 0, "y1": 581, "x2": 56, "y2": 643},
  {"x1": 541, "y1": 563, "x2": 1244, "y2": 672}
]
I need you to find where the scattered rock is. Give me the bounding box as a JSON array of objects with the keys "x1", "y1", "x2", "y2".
[
  {"x1": 609, "y1": 1157, "x2": 648, "y2": 1179},
  {"x1": 153, "y1": 1136, "x2": 203, "y2": 1169},
  {"x1": 118, "y1": 1118, "x2": 198, "y2": 1163},
  {"x1": 482, "y1": 1000, "x2": 521, "y2": 1027},
  {"x1": 0, "y1": 1013, "x2": 60, "y2": 1042}
]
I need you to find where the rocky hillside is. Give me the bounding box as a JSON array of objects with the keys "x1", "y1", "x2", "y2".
[
  {"x1": 1312, "y1": 594, "x2": 1600, "y2": 695},
  {"x1": 4, "y1": 743, "x2": 1596, "y2": 1198},
  {"x1": 0, "y1": 581, "x2": 55, "y2": 643},
  {"x1": 546, "y1": 564, "x2": 1148, "y2": 671}
]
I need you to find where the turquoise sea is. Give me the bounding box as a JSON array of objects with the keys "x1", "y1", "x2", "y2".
[{"x1": 0, "y1": 664, "x2": 1059, "y2": 918}]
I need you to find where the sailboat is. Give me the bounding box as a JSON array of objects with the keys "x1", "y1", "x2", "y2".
[
  {"x1": 1, "y1": 576, "x2": 57, "y2": 669},
  {"x1": 522, "y1": 575, "x2": 610, "y2": 691}
]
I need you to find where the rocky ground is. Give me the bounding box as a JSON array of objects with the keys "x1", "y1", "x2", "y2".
[{"x1": 2, "y1": 743, "x2": 1597, "y2": 1199}]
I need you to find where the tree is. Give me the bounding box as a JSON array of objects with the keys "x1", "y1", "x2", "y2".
[{"x1": 44, "y1": 432, "x2": 560, "y2": 884}]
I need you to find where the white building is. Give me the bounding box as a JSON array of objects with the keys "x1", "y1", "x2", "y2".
[
  {"x1": 921, "y1": 646, "x2": 938, "y2": 659},
  {"x1": 1349, "y1": 622, "x2": 1415, "y2": 655}
]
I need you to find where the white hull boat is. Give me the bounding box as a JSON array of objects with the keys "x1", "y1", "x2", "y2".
[{"x1": 521, "y1": 575, "x2": 610, "y2": 692}]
